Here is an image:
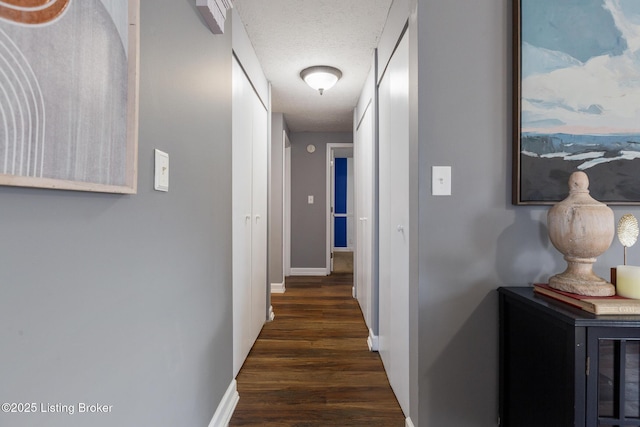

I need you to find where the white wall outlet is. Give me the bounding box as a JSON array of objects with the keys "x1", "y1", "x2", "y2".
[
  {"x1": 154, "y1": 149, "x2": 169, "y2": 192},
  {"x1": 432, "y1": 166, "x2": 451, "y2": 196},
  {"x1": 308, "y1": 195, "x2": 314, "y2": 204}
]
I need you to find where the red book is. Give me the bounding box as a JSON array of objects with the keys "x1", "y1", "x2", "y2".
[{"x1": 533, "y1": 283, "x2": 640, "y2": 315}]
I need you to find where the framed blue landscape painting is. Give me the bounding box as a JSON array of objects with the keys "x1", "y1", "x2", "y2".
[{"x1": 513, "y1": 0, "x2": 640, "y2": 205}]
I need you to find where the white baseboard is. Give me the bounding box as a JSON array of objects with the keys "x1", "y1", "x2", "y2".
[
  {"x1": 290, "y1": 268, "x2": 328, "y2": 276},
  {"x1": 367, "y1": 328, "x2": 379, "y2": 352},
  {"x1": 269, "y1": 305, "x2": 275, "y2": 322},
  {"x1": 271, "y1": 282, "x2": 285, "y2": 294},
  {"x1": 405, "y1": 417, "x2": 415, "y2": 427},
  {"x1": 208, "y1": 379, "x2": 239, "y2": 427}
]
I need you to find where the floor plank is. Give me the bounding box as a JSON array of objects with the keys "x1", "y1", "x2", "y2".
[{"x1": 230, "y1": 274, "x2": 405, "y2": 427}]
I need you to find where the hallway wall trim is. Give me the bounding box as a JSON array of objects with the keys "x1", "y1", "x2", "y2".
[
  {"x1": 208, "y1": 380, "x2": 239, "y2": 427},
  {"x1": 405, "y1": 418, "x2": 415, "y2": 427},
  {"x1": 368, "y1": 328, "x2": 379, "y2": 351},
  {"x1": 271, "y1": 282, "x2": 286, "y2": 293},
  {"x1": 290, "y1": 268, "x2": 328, "y2": 276}
]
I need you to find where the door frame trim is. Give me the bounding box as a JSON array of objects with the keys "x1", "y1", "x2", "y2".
[
  {"x1": 325, "y1": 142, "x2": 353, "y2": 275},
  {"x1": 283, "y1": 132, "x2": 291, "y2": 277}
]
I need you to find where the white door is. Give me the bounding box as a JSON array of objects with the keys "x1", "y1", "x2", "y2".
[
  {"x1": 232, "y1": 57, "x2": 267, "y2": 377},
  {"x1": 355, "y1": 101, "x2": 375, "y2": 332},
  {"x1": 250, "y1": 86, "x2": 268, "y2": 342},
  {"x1": 377, "y1": 32, "x2": 410, "y2": 416},
  {"x1": 232, "y1": 58, "x2": 252, "y2": 377}
]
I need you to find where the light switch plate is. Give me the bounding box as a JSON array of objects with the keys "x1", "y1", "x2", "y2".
[
  {"x1": 308, "y1": 195, "x2": 314, "y2": 204},
  {"x1": 154, "y1": 149, "x2": 169, "y2": 192},
  {"x1": 432, "y1": 166, "x2": 451, "y2": 196}
]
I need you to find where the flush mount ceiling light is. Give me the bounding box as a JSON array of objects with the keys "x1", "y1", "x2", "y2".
[{"x1": 300, "y1": 66, "x2": 342, "y2": 95}]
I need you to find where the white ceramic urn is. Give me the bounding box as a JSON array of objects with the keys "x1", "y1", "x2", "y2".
[{"x1": 547, "y1": 171, "x2": 615, "y2": 296}]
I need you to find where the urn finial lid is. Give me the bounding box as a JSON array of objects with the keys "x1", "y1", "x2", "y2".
[{"x1": 569, "y1": 171, "x2": 589, "y2": 194}]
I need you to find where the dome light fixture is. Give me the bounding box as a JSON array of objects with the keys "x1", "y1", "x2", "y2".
[{"x1": 300, "y1": 66, "x2": 342, "y2": 95}]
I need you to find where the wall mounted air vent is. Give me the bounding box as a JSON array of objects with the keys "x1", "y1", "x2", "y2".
[{"x1": 196, "y1": 0, "x2": 233, "y2": 34}]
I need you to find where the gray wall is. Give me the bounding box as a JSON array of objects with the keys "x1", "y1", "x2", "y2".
[
  {"x1": 414, "y1": 0, "x2": 640, "y2": 425},
  {"x1": 0, "y1": 2, "x2": 234, "y2": 426},
  {"x1": 269, "y1": 113, "x2": 288, "y2": 284},
  {"x1": 290, "y1": 132, "x2": 352, "y2": 269}
]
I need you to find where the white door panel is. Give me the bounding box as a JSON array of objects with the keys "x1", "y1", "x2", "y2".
[
  {"x1": 232, "y1": 57, "x2": 267, "y2": 377},
  {"x1": 233, "y1": 58, "x2": 252, "y2": 376},
  {"x1": 250, "y1": 92, "x2": 268, "y2": 344},
  {"x1": 378, "y1": 32, "x2": 410, "y2": 416},
  {"x1": 355, "y1": 103, "x2": 374, "y2": 329}
]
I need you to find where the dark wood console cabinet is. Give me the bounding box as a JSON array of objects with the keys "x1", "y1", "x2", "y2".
[{"x1": 499, "y1": 287, "x2": 640, "y2": 427}]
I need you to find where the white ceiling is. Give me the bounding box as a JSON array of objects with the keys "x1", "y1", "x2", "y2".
[{"x1": 233, "y1": 0, "x2": 393, "y2": 133}]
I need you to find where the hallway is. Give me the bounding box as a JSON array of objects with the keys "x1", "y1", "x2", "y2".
[{"x1": 229, "y1": 274, "x2": 405, "y2": 426}]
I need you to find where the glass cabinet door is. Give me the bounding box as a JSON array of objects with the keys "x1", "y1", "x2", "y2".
[{"x1": 589, "y1": 329, "x2": 640, "y2": 427}]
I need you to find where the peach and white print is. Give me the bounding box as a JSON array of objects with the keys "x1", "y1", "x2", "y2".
[{"x1": 0, "y1": 0, "x2": 133, "y2": 190}]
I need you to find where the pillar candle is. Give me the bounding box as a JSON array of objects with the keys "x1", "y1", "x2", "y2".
[{"x1": 616, "y1": 265, "x2": 640, "y2": 299}]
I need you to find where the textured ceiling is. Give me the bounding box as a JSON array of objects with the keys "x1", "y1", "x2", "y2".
[{"x1": 234, "y1": 0, "x2": 392, "y2": 132}]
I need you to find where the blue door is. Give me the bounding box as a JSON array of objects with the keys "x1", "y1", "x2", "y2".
[{"x1": 334, "y1": 157, "x2": 348, "y2": 248}]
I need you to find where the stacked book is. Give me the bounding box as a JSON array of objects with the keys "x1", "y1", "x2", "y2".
[{"x1": 533, "y1": 284, "x2": 640, "y2": 315}]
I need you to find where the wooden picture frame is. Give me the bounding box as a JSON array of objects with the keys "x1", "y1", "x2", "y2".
[
  {"x1": 513, "y1": 0, "x2": 640, "y2": 205},
  {"x1": 0, "y1": 0, "x2": 139, "y2": 194}
]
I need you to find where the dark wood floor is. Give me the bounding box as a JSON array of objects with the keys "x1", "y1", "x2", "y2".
[{"x1": 230, "y1": 274, "x2": 405, "y2": 427}]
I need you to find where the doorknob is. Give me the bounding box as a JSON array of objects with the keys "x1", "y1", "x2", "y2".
[{"x1": 397, "y1": 225, "x2": 404, "y2": 232}]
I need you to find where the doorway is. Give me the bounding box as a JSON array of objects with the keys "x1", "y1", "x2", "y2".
[{"x1": 326, "y1": 143, "x2": 354, "y2": 275}]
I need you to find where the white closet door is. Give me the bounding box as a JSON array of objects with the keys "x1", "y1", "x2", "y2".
[
  {"x1": 232, "y1": 57, "x2": 267, "y2": 377},
  {"x1": 378, "y1": 83, "x2": 391, "y2": 370},
  {"x1": 378, "y1": 32, "x2": 410, "y2": 416},
  {"x1": 355, "y1": 102, "x2": 374, "y2": 329},
  {"x1": 233, "y1": 58, "x2": 253, "y2": 377},
  {"x1": 250, "y1": 88, "x2": 268, "y2": 344}
]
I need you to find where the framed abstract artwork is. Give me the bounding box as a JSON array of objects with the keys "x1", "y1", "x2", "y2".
[
  {"x1": 0, "y1": 0, "x2": 139, "y2": 194},
  {"x1": 513, "y1": 0, "x2": 640, "y2": 205}
]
